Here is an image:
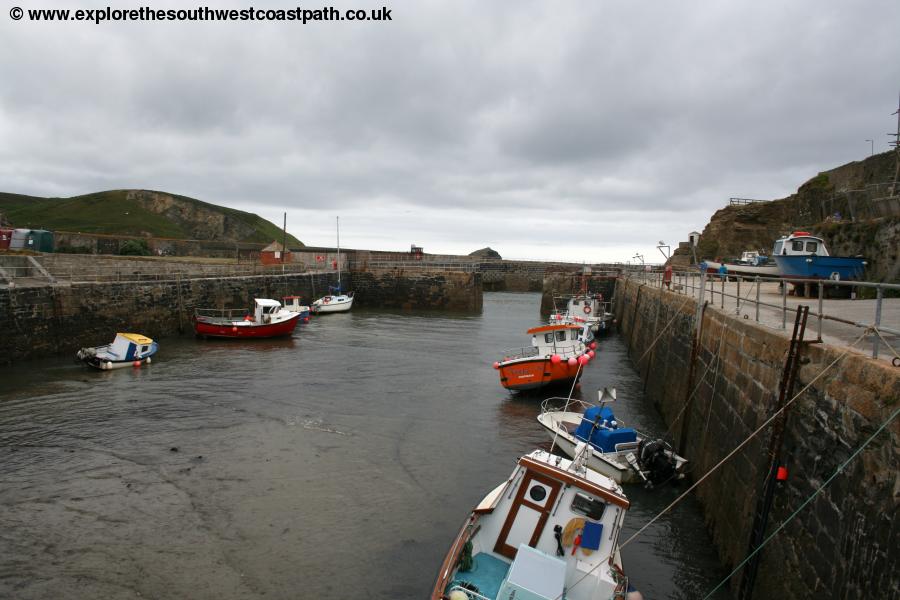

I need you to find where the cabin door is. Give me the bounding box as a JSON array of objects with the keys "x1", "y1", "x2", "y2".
[{"x1": 494, "y1": 470, "x2": 562, "y2": 559}]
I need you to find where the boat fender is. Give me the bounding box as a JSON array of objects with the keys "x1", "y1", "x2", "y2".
[
  {"x1": 104, "y1": 361, "x2": 112, "y2": 370},
  {"x1": 492, "y1": 361, "x2": 500, "y2": 369},
  {"x1": 232, "y1": 326, "x2": 238, "y2": 332},
  {"x1": 133, "y1": 360, "x2": 141, "y2": 368},
  {"x1": 146, "y1": 357, "x2": 152, "y2": 364},
  {"x1": 584, "y1": 305, "x2": 592, "y2": 314},
  {"x1": 550, "y1": 354, "x2": 561, "y2": 364},
  {"x1": 568, "y1": 357, "x2": 578, "y2": 366}
]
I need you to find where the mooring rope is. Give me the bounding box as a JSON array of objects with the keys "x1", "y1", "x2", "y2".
[
  {"x1": 700, "y1": 403, "x2": 900, "y2": 599},
  {"x1": 557, "y1": 327, "x2": 872, "y2": 599},
  {"x1": 632, "y1": 292, "x2": 694, "y2": 366}
]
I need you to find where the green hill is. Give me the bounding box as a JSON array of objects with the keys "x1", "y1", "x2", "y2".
[{"x1": 0, "y1": 189, "x2": 303, "y2": 246}]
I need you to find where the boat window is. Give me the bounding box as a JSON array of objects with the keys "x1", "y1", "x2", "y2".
[
  {"x1": 773, "y1": 241, "x2": 783, "y2": 255},
  {"x1": 545, "y1": 333, "x2": 554, "y2": 343},
  {"x1": 528, "y1": 485, "x2": 547, "y2": 502},
  {"x1": 805, "y1": 241, "x2": 817, "y2": 253},
  {"x1": 141, "y1": 345, "x2": 149, "y2": 353},
  {"x1": 571, "y1": 492, "x2": 606, "y2": 520},
  {"x1": 556, "y1": 331, "x2": 567, "y2": 342},
  {"x1": 791, "y1": 241, "x2": 804, "y2": 252},
  {"x1": 572, "y1": 300, "x2": 580, "y2": 306},
  {"x1": 571, "y1": 330, "x2": 579, "y2": 340}
]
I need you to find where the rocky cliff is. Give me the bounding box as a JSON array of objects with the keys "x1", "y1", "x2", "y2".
[{"x1": 690, "y1": 151, "x2": 899, "y2": 282}]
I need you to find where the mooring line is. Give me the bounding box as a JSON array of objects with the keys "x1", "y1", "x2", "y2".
[
  {"x1": 700, "y1": 404, "x2": 900, "y2": 599},
  {"x1": 559, "y1": 327, "x2": 872, "y2": 599},
  {"x1": 632, "y1": 291, "x2": 693, "y2": 365}
]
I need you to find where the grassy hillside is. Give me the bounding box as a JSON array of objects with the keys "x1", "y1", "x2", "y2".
[{"x1": 0, "y1": 190, "x2": 302, "y2": 246}]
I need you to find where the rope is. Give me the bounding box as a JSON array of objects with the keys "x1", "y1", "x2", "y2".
[
  {"x1": 557, "y1": 327, "x2": 871, "y2": 598},
  {"x1": 700, "y1": 404, "x2": 900, "y2": 599},
  {"x1": 699, "y1": 320, "x2": 728, "y2": 449},
  {"x1": 550, "y1": 360, "x2": 585, "y2": 454},
  {"x1": 873, "y1": 326, "x2": 900, "y2": 360}
]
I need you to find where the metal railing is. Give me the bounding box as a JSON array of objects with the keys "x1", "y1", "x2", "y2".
[
  {"x1": 351, "y1": 259, "x2": 477, "y2": 272},
  {"x1": 622, "y1": 268, "x2": 900, "y2": 360},
  {"x1": 499, "y1": 346, "x2": 540, "y2": 361},
  {"x1": 1, "y1": 263, "x2": 314, "y2": 284}
]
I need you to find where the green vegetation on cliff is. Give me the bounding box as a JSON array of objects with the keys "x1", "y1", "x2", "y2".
[{"x1": 0, "y1": 189, "x2": 302, "y2": 246}]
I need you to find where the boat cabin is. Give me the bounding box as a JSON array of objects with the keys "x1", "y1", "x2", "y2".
[
  {"x1": 772, "y1": 232, "x2": 829, "y2": 257},
  {"x1": 107, "y1": 333, "x2": 155, "y2": 361},
  {"x1": 253, "y1": 298, "x2": 285, "y2": 323},
  {"x1": 528, "y1": 324, "x2": 586, "y2": 358}
]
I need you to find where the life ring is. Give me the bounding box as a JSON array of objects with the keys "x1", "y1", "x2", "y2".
[{"x1": 583, "y1": 305, "x2": 592, "y2": 315}]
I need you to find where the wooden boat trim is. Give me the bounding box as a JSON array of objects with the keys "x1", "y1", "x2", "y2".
[
  {"x1": 518, "y1": 456, "x2": 630, "y2": 509},
  {"x1": 429, "y1": 515, "x2": 479, "y2": 600}
]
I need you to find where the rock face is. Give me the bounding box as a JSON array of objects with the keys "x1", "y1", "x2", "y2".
[
  {"x1": 468, "y1": 247, "x2": 502, "y2": 259},
  {"x1": 126, "y1": 190, "x2": 303, "y2": 245},
  {"x1": 695, "y1": 152, "x2": 899, "y2": 282}
]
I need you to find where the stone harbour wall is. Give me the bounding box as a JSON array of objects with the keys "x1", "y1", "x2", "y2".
[
  {"x1": 541, "y1": 271, "x2": 618, "y2": 313},
  {"x1": 350, "y1": 269, "x2": 482, "y2": 312},
  {"x1": 613, "y1": 277, "x2": 898, "y2": 599}
]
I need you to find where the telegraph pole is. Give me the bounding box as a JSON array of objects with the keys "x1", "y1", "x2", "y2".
[{"x1": 890, "y1": 92, "x2": 900, "y2": 197}]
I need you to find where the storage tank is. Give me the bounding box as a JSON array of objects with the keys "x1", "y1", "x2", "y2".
[
  {"x1": 10, "y1": 228, "x2": 31, "y2": 249},
  {"x1": 27, "y1": 229, "x2": 55, "y2": 252}
]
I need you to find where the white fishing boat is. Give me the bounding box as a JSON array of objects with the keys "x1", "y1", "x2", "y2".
[
  {"x1": 312, "y1": 216, "x2": 354, "y2": 314},
  {"x1": 554, "y1": 294, "x2": 614, "y2": 336},
  {"x1": 76, "y1": 333, "x2": 158, "y2": 370},
  {"x1": 281, "y1": 296, "x2": 312, "y2": 322},
  {"x1": 431, "y1": 445, "x2": 642, "y2": 600},
  {"x1": 537, "y1": 389, "x2": 687, "y2": 487}
]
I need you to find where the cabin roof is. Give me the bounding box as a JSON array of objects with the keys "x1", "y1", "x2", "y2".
[
  {"x1": 254, "y1": 298, "x2": 282, "y2": 307},
  {"x1": 518, "y1": 455, "x2": 630, "y2": 508},
  {"x1": 261, "y1": 241, "x2": 288, "y2": 252},
  {"x1": 527, "y1": 324, "x2": 582, "y2": 334},
  {"x1": 117, "y1": 332, "x2": 153, "y2": 344}
]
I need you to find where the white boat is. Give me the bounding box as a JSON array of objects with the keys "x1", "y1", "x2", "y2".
[
  {"x1": 76, "y1": 333, "x2": 158, "y2": 370},
  {"x1": 701, "y1": 250, "x2": 780, "y2": 277},
  {"x1": 312, "y1": 216, "x2": 354, "y2": 314},
  {"x1": 555, "y1": 294, "x2": 614, "y2": 335},
  {"x1": 537, "y1": 390, "x2": 687, "y2": 487},
  {"x1": 431, "y1": 445, "x2": 642, "y2": 600},
  {"x1": 281, "y1": 296, "x2": 312, "y2": 322}
]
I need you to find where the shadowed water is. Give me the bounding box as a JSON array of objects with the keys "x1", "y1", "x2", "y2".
[{"x1": 0, "y1": 292, "x2": 728, "y2": 599}]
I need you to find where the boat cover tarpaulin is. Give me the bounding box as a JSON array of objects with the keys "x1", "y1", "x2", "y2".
[{"x1": 575, "y1": 406, "x2": 637, "y2": 453}]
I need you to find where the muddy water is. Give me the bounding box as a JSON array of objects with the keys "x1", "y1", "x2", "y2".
[{"x1": 0, "y1": 292, "x2": 728, "y2": 599}]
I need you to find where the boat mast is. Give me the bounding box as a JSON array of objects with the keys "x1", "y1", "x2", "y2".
[{"x1": 336, "y1": 216, "x2": 341, "y2": 291}]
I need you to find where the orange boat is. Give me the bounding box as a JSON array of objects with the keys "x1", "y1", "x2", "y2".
[{"x1": 494, "y1": 323, "x2": 594, "y2": 391}]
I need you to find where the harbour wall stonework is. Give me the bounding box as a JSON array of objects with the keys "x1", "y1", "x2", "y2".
[
  {"x1": 613, "y1": 277, "x2": 898, "y2": 599},
  {"x1": 350, "y1": 268, "x2": 482, "y2": 311},
  {"x1": 0, "y1": 267, "x2": 483, "y2": 363}
]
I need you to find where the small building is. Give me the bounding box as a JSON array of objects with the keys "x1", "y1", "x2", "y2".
[
  {"x1": 688, "y1": 231, "x2": 701, "y2": 247},
  {"x1": 259, "y1": 241, "x2": 292, "y2": 265},
  {"x1": 410, "y1": 244, "x2": 424, "y2": 260}
]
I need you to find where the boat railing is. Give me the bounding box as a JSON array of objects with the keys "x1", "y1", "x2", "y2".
[
  {"x1": 446, "y1": 585, "x2": 492, "y2": 600},
  {"x1": 540, "y1": 396, "x2": 629, "y2": 426},
  {"x1": 193, "y1": 307, "x2": 249, "y2": 320},
  {"x1": 621, "y1": 268, "x2": 900, "y2": 362},
  {"x1": 499, "y1": 346, "x2": 540, "y2": 361}
]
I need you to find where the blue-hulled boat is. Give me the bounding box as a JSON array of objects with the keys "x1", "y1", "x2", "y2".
[{"x1": 772, "y1": 231, "x2": 866, "y2": 281}]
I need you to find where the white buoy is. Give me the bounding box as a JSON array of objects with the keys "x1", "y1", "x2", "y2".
[{"x1": 146, "y1": 357, "x2": 152, "y2": 364}]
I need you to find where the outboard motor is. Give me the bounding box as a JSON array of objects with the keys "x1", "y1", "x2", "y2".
[{"x1": 636, "y1": 439, "x2": 678, "y2": 487}]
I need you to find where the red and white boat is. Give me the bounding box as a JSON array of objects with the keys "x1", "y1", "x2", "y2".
[
  {"x1": 494, "y1": 323, "x2": 595, "y2": 391},
  {"x1": 194, "y1": 298, "x2": 300, "y2": 339}
]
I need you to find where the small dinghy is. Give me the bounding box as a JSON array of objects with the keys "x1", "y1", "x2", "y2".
[
  {"x1": 538, "y1": 389, "x2": 687, "y2": 487},
  {"x1": 431, "y1": 445, "x2": 642, "y2": 600},
  {"x1": 76, "y1": 333, "x2": 158, "y2": 370}
]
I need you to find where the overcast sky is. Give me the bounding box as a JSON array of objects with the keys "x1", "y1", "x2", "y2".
[{"x1": 2, "y1": 0, "x2": 898, "y2": 262}]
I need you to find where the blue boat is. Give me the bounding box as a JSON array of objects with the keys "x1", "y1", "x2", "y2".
[
  {"x1": 76, "y1": 333, "x2": 158, "y2": 370},
  {"x1": 772, "y1": 231, "x2": 866, "y2": 281}
]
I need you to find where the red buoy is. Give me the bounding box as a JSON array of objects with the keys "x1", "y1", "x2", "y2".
[
  {"x1": 776, "y1": 466, "x2": 788, "y2": 481},
  {"x1": 550, "y1": 354, "x2": 561, "y2": 364},
  {"x1": 493, "y1": 361, "x2": 500, "y2": 369}
]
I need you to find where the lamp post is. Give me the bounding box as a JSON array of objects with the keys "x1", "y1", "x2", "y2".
[
  {"x1": 656, "y1": 240, "x2": 671, "y2": 261},
  {"x1": 865, "y1": 139, "x2": 874, "y2": 156}
]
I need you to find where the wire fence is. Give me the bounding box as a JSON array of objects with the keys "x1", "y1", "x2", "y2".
[{"x1": 621, "y1": 267, "x2": 900, "y2": 361}]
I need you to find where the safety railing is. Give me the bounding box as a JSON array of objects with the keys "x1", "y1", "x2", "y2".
[
  {"x1": 2, "y1": 263, "x2": 313, "y2": 284},
  {"x1": 351, "y1": 259, "x2": 478, "y2": 272},
  {"x1": 499, "y1": 346, "x2": 540, "y2": 361},
  {"x1": 621, "y1": 268, "x2": 900, "y2": 361}
]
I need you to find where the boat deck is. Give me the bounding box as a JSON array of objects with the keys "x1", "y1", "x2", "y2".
[{"x1": 451, "y1": 552, "x2": 510, "y2": 600}]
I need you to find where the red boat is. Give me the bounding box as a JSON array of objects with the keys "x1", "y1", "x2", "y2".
[
  {"x1": 194, "y1": 298, "x2": 300, "y2": 339},
  {"x1": 494, "y1": 323, "x2": 594, "y2": 391}
]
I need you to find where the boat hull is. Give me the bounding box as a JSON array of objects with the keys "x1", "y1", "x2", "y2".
[
  {"x1": 498, "y1": 357, "x2": 581, "y2": 391},
  {"x1": 312, "y1": 296, "x2": 353, "y2": 313},
  {"x1": 194, "y1": 313, "x2": 300, "y2": 338},
  {"x1": 773, "y1": 255, "x2": 865, "y2": 280},
  {"x1": 701, "y1": 260, "x2": 780, "y2": 277}
]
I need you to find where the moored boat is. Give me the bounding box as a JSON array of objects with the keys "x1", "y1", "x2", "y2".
[
  {"x1": 282, "y1": 295, "x2": 312, "y2": 322},
  {"x1": 76, "y1": 333, "x2": 158, "y2": 370},
  {"x1": 771, "y1": 231, "x2": 866, "y2": 280},
  {"x1": 555, "y1": 294, "x2": 615, "y2": 336},
  {"x1": 312, "y1": 289, "x2": 354, "y2": 313},
  {"x1": 194, "y1": 298, "x2": 300, "y2": 338},
  {"x1": 494, "y1": 323, "x2": 594, "y2": 392},
  {"x1": 701, "y1": 250, "x2": 780, "y2": 278},
  {"x1": 430, "y1": 446, "x2": 642, "y2": 600},
  {"x1": 537, "y1": 391, "x2": 686, "y2": 487}
]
